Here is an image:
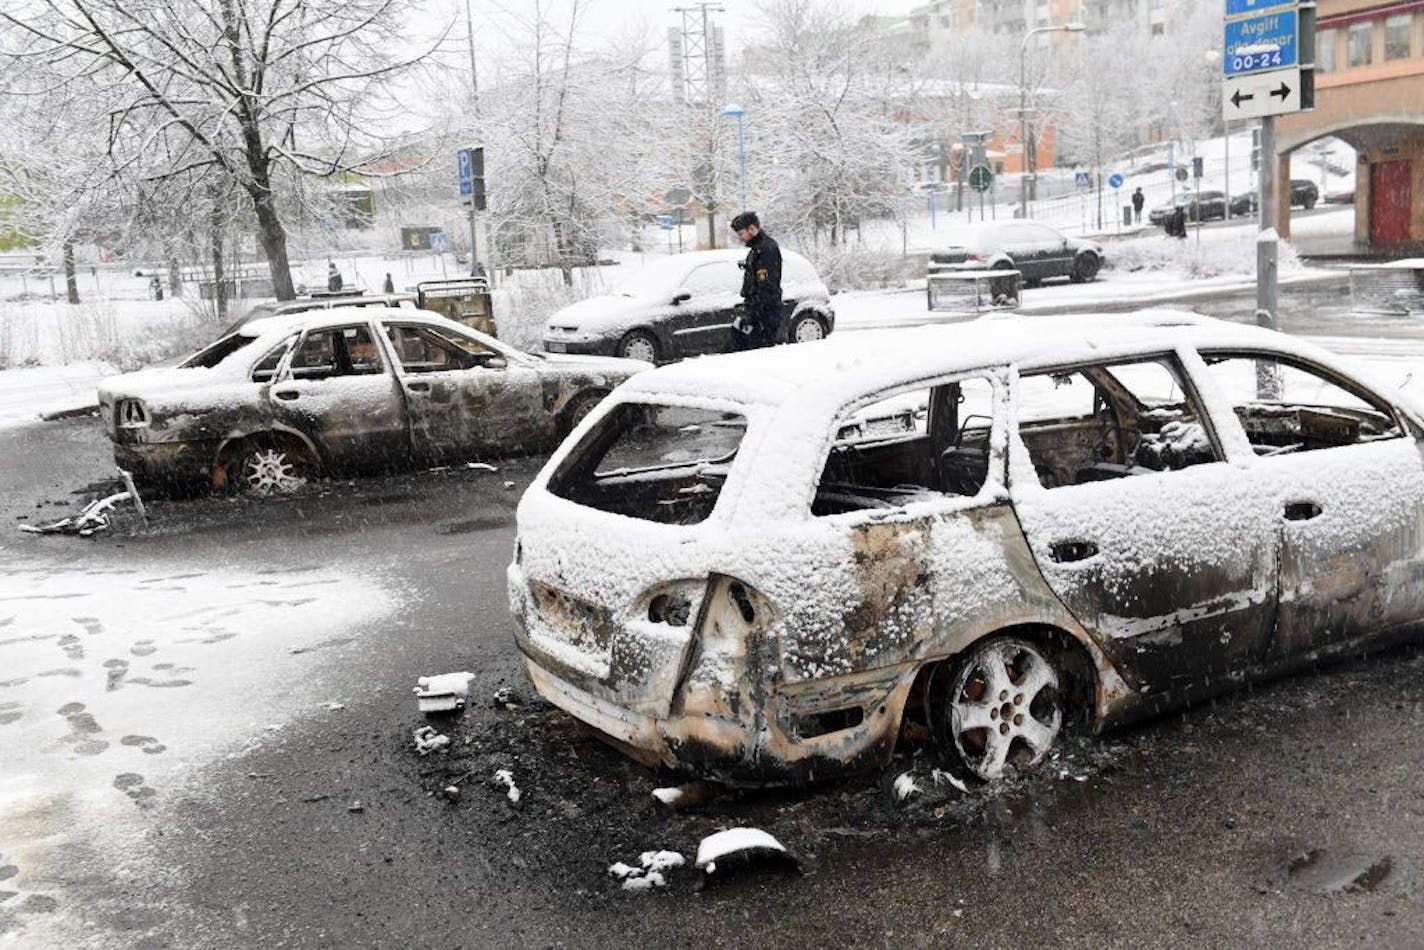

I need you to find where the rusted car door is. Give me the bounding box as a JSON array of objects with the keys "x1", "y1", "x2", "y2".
[
  {"x1": 1009, "y1": 356, "x2": 1281, "y2": 691},
  {"x1": 1194, "y1": 351, "x2": 1424, "y2": 660},
  {"x1": 269, "y1": 322, "x2": 409, "y2": 472},
  {"x1": 382, "y1": 322, "x2": 547, "y2": 463}
]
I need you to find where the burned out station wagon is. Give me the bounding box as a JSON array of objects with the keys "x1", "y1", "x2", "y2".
[
  {"x1": 99, "y1": 308, "x2": 647, "y2": 493},
  {"x1": 508, "y1": 311, "x2": 1424, "y2": 786}
]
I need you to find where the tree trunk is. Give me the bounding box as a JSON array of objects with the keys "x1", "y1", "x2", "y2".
[
  {"x1": 250, "y1": 185, "x2": 296, "y2": 300},
  {"x1": 168, "y1": 254, "x2": 182, "y2": 296},
  {"x1": 211, "y1": 206, "x2": 228, "y2": 323},
  {"x1": 62, "y1": 241, "x2": 79, "y2": 304}
]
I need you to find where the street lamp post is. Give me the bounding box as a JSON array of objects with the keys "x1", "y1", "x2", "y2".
[
  {"x1": 1018, "y1": 22, "x2": 1085, "y2": 219},
  {"x1": 721, "y1": 103, "x2": 747, "y2": 212}
]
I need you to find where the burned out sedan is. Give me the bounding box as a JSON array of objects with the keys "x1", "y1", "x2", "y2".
[
  {"x1": 99, "y1": 309, "x2": 647, "y2": 493},
  {"x1": 508, "y1": 311, "x2": 1424, "y2": 786}
]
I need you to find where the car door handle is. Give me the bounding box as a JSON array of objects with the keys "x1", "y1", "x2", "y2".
[
  {"x1": 1285, "y1": 501, "x2": 1322, "y2": 521},
  {"x1": 273, "y1": 389, "x2": 299, "y2": 401},
  {"x1": 1049, "y1": 540, "x2": 1098, "y2": 563},
  {"x1": 406, "y1": 381, "x2": 431, "y2": 393}
]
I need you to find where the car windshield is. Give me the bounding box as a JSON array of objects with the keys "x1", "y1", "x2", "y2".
[
  {"x1": 614, "y1": 263, "x2": 682, "y2": 300},
  {"x1": 180, "y1": 333, "x2": 261, "y2": 368},
  {"x1": 547, "y1": 403, "x2": 748, "y2": 525}
]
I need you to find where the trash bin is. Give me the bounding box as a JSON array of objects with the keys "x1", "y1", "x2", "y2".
[{"x1": 1123, "y1": 205, "x2": 1133, "y2": 226}]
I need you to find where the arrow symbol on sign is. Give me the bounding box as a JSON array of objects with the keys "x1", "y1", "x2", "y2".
[
  {"x1": 1269, "y1": 81, "x2": 1291, "y2": 100},
  {"x1": 1231, "y1": 89, "x2": 1255, "y2": 108}
]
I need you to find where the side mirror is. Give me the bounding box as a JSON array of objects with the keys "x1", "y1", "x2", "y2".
[{"x1": 671, "y1": 292, "x2": 691, "y2": 305}]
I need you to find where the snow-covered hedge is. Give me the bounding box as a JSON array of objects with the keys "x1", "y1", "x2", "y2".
[{"x1": 1104, "y1": 230, "x2": 1303, "y2": 280}]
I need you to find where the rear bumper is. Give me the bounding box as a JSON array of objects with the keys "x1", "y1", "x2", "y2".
[{"x1": 112, "y1": 439, "x2": 218, "y2": 488}]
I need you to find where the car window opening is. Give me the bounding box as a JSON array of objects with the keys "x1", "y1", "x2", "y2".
[
  {"x1": 289, "y1": 325, "x2": 385, "y2": 381},
  {"x1": 181, "y1": 333, "x2": 258, "y2": 369},
  {"x1": 813, "y1": 377, "x2": 994, "y2": 516},
  {"x1": 548, "y1": 404, "x2": 747, "y2": 525},
  {"x1": 1017, "y1": 357, "x2": 1219, "y2": 489},
  {"x1": 385, "y1": 324, "x2": 503, "y2": 373},
  {"x1": 1199, "y1": 352, "x2": 1404, "y2": 455}
]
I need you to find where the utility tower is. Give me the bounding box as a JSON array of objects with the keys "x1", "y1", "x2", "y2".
[{"x1": 668, "y1": 3, "x2": 726, "y2": 105}]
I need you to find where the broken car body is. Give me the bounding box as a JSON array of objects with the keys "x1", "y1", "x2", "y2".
[
  {"x1": 508, "y1": 311, "x2": 1424, "y2": 786},
  {"x1": 99, "y1": 308, "x2": 647, "y2": 493}
]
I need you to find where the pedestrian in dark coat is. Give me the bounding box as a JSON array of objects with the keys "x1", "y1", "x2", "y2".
[
  {"x1": 1168, "y1": 205, "x2": 1188, "y2": 239},
  {"x1": 383, "y1": 272, "x2": 395, "y2": 294},
  {"x1": 724, "y1": 211, "x2": 783, "y2": 353},
  {"x1": 1131, "y1": 187, "x2": 1145, "y2": 224},
  {"x1": 327, "y1": 261, "x2": 343, "y2": 292}
]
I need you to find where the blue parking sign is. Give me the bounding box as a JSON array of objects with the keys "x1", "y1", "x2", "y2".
[{"x1": 457, "y1": 148, "x2": 474, "y2": 197}]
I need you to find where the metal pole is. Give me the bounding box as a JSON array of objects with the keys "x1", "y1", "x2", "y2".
[
  {"x1": 1256, "y1": 115, "x2": 1280, "y2": 399},
  {"x1": 737, "y1": 113, "x2": 746, "y2": 211},
  {"x1": 929, "y1": 188, "x2": 936, "y2": 230},
  {"x1": 1019, "y1": 45, "x2": 1028, "y2": 219},
  {"x1": 467, "y1": 190, "x2": 479, "y2": 278},
  {"x1": 1224, "y1": 122, "x2": 1231, "y2": 219}
]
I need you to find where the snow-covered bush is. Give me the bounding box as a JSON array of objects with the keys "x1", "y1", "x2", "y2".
[
  {"x1": 1105, "y1": 230, "x2": 1303, "y2": 280},
  {"x1": 808, "y1": 245, "x2": 921, "y2": 293}
]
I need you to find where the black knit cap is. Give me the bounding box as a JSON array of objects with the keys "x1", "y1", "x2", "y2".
[{"x1": 729, "y1": 211, "x2": 759, "y2": 231}]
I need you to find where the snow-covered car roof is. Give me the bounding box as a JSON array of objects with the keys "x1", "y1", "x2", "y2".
[{"x1": 617, "y1": 310, "x2": 1406, "y2": 413}]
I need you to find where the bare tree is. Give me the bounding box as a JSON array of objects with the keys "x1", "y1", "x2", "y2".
[
  {"x1": 1054, "y1": 25, "x2": 1141, "y2": 229},
  {"x1": 0, "y1": 0, "x2": 447, "y2": 299}
]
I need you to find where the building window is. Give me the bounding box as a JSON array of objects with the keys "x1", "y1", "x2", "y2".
[
  {"x1": 1347, "y1": 21, "x2": 1373, "y2": 68},
  {"x1": 1385, "y1": 14, "x2": 1412, "y2": 61},
  {"x1": 1317, "y1": 28, "x2": 1336, "y2": 72}
]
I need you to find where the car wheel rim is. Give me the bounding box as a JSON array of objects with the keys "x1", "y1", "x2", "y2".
[
  {"x1": 243, "y1": 448, "x2": 305, "y2": 496},
  {"x1": 623, "y1": 337, "x2": 656, "y2": 362},
  {"x1": 948, "y1": 640, "x2": 1062, "y2": 781},
  {"x1": 569, "y1": 398, "x2": 597, "y2": 427},
  {"x1": 794, "y1": 319, "x2": 824, "y2": 343}
]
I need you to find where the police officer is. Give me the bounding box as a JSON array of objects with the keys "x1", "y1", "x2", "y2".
[{"x1": 726, "y1": 211, "x2": 783, "y2": 352}]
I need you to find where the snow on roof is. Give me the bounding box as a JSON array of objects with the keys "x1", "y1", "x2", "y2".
[
  {"x1": 239, "y1": 306, "x2": 449, "y2": 340},
  {"x1": 622, "y1": 309, "x2": 1290, "y2": 407}
]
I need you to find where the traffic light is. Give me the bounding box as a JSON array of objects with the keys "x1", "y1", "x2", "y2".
[{"x1": 471, "y1": 146, "x2": 486, "y2": 212}]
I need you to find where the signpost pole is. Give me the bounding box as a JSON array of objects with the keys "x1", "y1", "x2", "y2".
[{"x1": 1257, "y1": 114, "x2": 1278, "y2": 334}]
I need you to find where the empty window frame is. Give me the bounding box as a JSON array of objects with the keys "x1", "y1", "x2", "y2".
[
  {"x1": 1197, "y1": 352, "x2": 1405, "y2": 455},
  {"x1": 1016, "y1": 357, "x2": 1218, "y2": 489},
  {"x1": 814, "y1": 376, "x2": 996, "y2": 515},
  {"x1": 289, "y1": 325, "x2": 384, "y2": 380}
]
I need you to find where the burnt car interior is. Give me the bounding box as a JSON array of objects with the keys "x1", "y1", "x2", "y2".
[
  {"x1": 384, "y1": 324, "x2": 506, "y2": 373},
  {"x1": 813, "y1": 377, "x2": 996, "y2": 515},
  {"x1": 1016, "y1": 358, "x2": 1219, "y2": 488},
  {"x1": 1199, "y1": 352, "x2": 1406, "y2": 455},
  {"x1": 288, "y1": 325, "x2": 385, "y2": 380},
  {"x1": 548, "y1": 403, "x2": 747, "y2": 525}
]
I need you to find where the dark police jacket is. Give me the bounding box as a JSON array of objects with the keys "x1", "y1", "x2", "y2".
[{"x1": 739, "y1": 231, "x2": 783, "y2": 327}]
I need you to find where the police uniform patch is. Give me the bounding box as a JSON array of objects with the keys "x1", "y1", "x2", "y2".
[{"x1": 756, "y1": 268, "x2": 768, "y2": 281}]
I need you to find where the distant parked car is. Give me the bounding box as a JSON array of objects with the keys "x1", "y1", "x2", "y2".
[
  {"x1": 1325, "y1": 188, "x2": 1355, "y2": 205},
  {"x1": 542, "y1": 249, "x2": 835, "y2": 364},
  {"x1": 927, "y1": 221, "x2": 1103, "y2": 286},
  {"x1": 1230, "y1": 180, "x2": 1321, "y2": 215},
  {"x1": 1148, "y1": 191, "x2": 1228, "y2": 225},
  {"x1": 99, "y1": 309, "x2": 647, "y2": 494}
]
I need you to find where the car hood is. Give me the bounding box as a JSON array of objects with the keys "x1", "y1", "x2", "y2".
[
  {"x1": 547, "y1": 295, "x2": 665, "y2": 332},
  {"x1": 535, "y1": 352, "x2": 651, "y2": 376}
]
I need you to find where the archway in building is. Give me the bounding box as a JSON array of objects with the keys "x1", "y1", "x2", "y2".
[{"x1": 1276, "y1": 118, "x2": 1424, "y2": 251}]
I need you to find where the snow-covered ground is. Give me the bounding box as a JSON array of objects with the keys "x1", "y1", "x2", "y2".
[{"x1": 0, "y1": 555, "x2": 398, "y2": 945}]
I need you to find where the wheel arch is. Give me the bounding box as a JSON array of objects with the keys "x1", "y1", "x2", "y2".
[
  {"x1": 557, "y1": 387, "x2": 611, "y2": 436},
  {"x1": 211, "y1": 427, "x2": 323, "y2": 490},
  {"x1": 904, "y1": 622, "x2": 1118, "y2": 736}
]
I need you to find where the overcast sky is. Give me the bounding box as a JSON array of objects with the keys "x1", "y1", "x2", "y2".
[{"x1": 470, "y1": 0, "x2": 922, "y2": 56}]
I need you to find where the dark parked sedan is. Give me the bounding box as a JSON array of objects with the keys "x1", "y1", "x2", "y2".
[
  {"x1": 1148, "y1": 191, "x2": 1228, "y2": 225},
  {"x1": 99, "y1": 309, "x2": 648, "y2": 494},
  {"x1": 1230, "y1": 180, "x2": 1320, "y2": 215},
  {"x1": 927, "y1": 221, "x2": 1103, "y2": 286}
]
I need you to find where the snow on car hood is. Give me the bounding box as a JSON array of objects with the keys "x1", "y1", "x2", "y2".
[
  {"x1": 538, "y1": 352, "x2": 652, "y2": 375},
  {"x1": 546, "y1": 294, "x2": 667, "y2": 333}
]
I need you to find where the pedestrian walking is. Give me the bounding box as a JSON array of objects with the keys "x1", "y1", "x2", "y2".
[
  {"x1": 383, "y1": 272, "x2": 395, "y2": 294},
  {"x1": 724, "y1": 211, "x2": 783, "y2": 353},
  {"x1": 1131, "y1": 187, "x2": 1145, "y2": 224},
  {"x1": 149, "y1": 275, "x2": 163, "y2": 301},
  {"x1": 1168, "y1": 205, "x2": 1188, "y2": 239},
  {"x1": 327, "y1": 261, "x2": 343, "y2": 292}
]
